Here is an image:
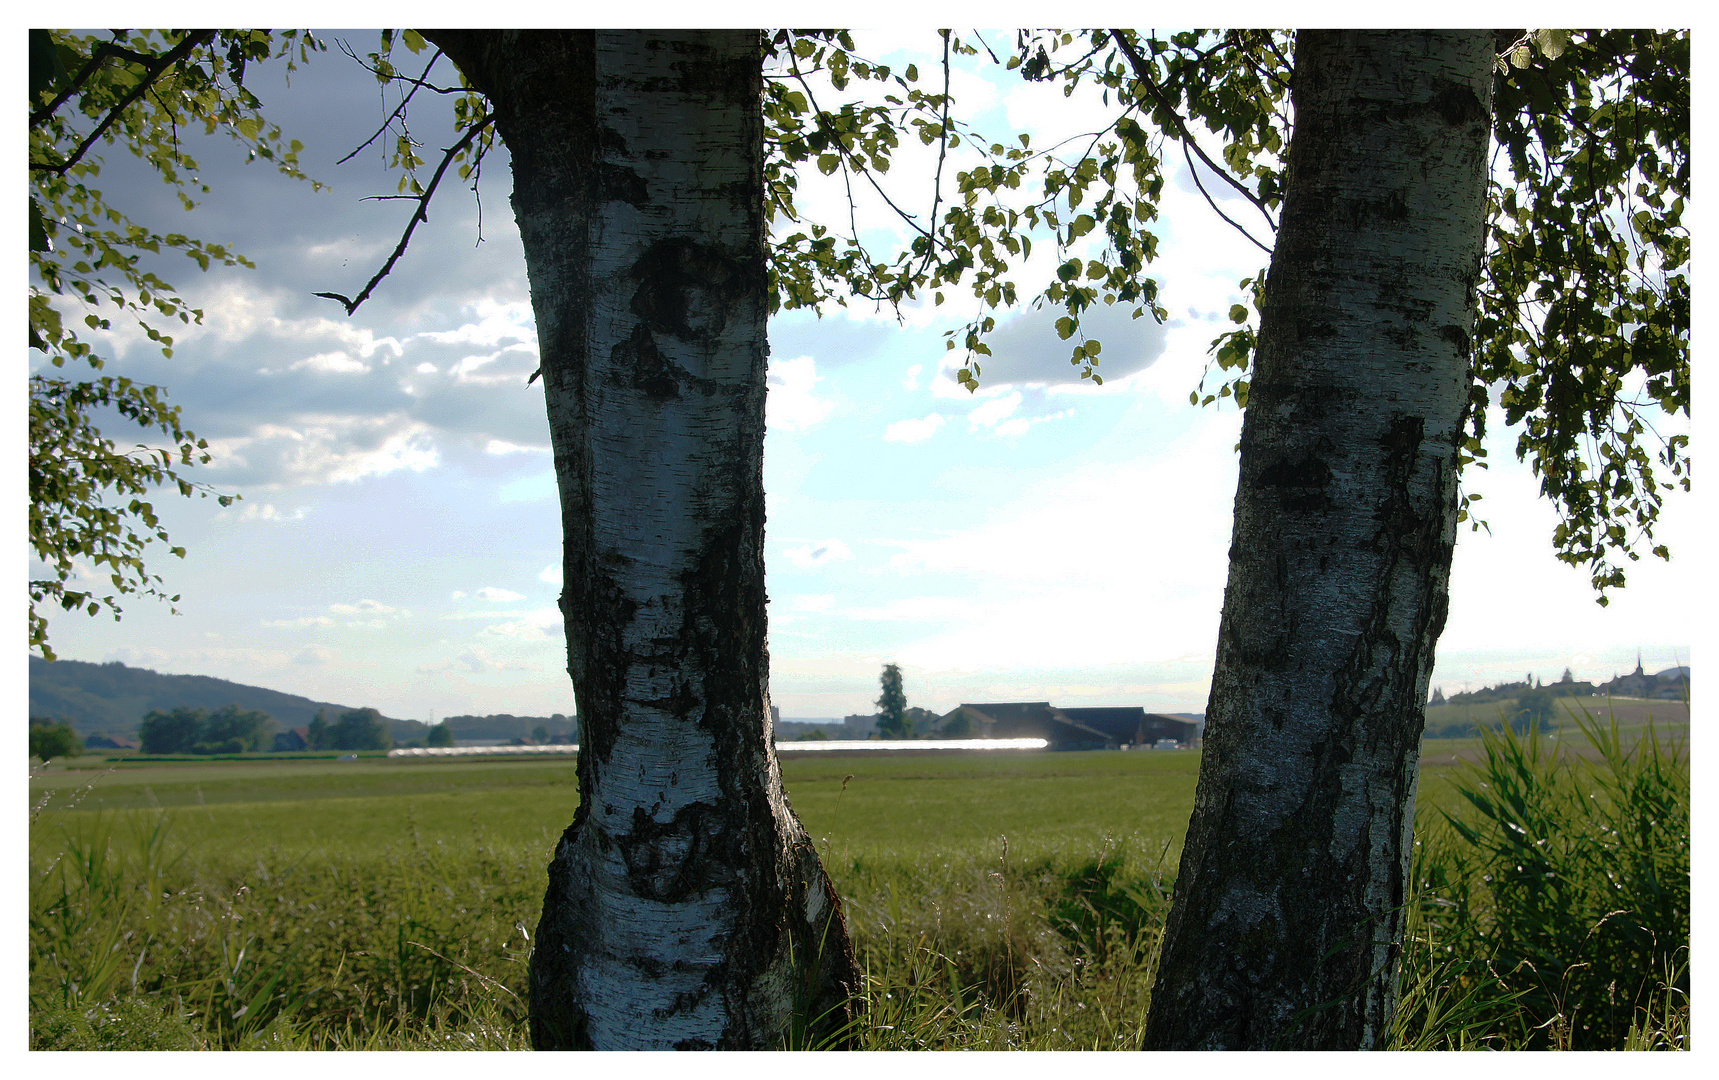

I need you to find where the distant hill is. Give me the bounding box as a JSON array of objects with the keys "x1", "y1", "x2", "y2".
[{"x1": 27, "y1": 656, "x2": 416, "y2": 739}]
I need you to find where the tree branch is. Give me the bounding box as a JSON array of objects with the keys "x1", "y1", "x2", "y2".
[
  {"x1": 1181, "y1": 137, "x2": 1273, "y2": 256},
  {"x1": 1109, "y1": 30, "x2": 1280, "y2": 236},
  {"x1": 31, "y1": 37, "x2": 132, "y2": 128},
  {"x1": 336, "y1": 37, "x2": 467, "y2": 94},
  {"x1": 315, "y1": 113, "x2": 495, "y2": 316},
  {"x1": 31, "y1": 31, "x2": 217, "y2": 176},
  {"x1": 913, "y1": 31, "x2": 955, "y2": 280},
  {"x1": 338, "y1": 49, "x2": 447, "y2": 165}
]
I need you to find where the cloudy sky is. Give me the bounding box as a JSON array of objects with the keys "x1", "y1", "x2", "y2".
[{"x1": 26, "y1": 27, "x2": 1697, "y2": 724}]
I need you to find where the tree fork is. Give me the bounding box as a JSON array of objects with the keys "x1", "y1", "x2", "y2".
[
  {"x1": 1142, "y1": 30, "x2": 1495, "y2": 1050},
  {"x1": 424, "y1": 29, "x2": 859, "y2": 1050}
]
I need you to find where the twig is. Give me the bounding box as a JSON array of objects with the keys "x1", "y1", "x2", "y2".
[
  {"x1": 1109, "y1": 30, "x2": 1279, "y2": 239},
  {"x1": 786, "y1": 65, "x2": 934, "y2": 245},
  {"x1": 335, "y1": 37, "x2": 466, "y2": 95},
  {"x1": 315, "y1": 113, "x2": 495, "y2": 315},
  {"x1": 912, "y1": 31, "x2": 955, "y2": 280},
  {"x1": 338, "y1": 49, "x2": 447, "y2": 165},
  {"x1": 1181, "y1": 139, "x2": 1274, "y2": 256}
]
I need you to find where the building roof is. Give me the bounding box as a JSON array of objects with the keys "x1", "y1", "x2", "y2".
[
  {"x1": 945, "y1": 702, "x2": 1116, "y2": 749},
  {"x1": 1058, "y1": 706, "x2": 1147, "y2": 741}
]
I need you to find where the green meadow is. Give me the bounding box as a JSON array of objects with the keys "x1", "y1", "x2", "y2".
[{"x1": 29, "y1": 714, "x2": 1687, "y2": 1051}]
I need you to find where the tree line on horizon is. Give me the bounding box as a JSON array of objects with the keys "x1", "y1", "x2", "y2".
[{"x1": 130, "y1": 704, "x2": 395, "y2": 754}]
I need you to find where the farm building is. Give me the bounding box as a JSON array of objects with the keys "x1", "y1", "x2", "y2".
[
  {"x1": 272, "y1": 727, "x2": 310, "y2": 752},
  {"x1": 940, "y1": 703, "x2": 1202, "y2": 750},
  {"x1": 941, "y1": 702, "x2": 1114, "y2": 750},
  {"x1": 1060, "y1": 707, "x2": 1201, "y2": 747},
  {"x1": 83, "y1": 733, "x2": 139, "y2": 750}
]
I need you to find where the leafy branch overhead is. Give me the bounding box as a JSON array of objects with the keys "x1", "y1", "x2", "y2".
[
  {"x1": 313, "y1": 31, "x2": 500, "y2": 315},
  {"x1": 28, "y1": 29, "x2": 325, "y2": 657},
  {"x1": 967, "y1": 29, "x2": 1685, "y2": 603},
  {"x1": 177, "y1": 26, "x2": 1684, "y2": 617}
]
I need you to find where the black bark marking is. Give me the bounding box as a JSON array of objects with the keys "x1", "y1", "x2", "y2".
[
  {"x1": 1437, "y1": 323, "x2": 1472, "y2": 358},
  {"x1": 1431, "y1": 81, "x2": 1489, "y2": 127},
  {"x1": 563, "y1": 571, "x2": 635, "y2": 771},
  {"x1": 679, "y1": 515, "x2": 860, "y2": 1048},
  {"x1": 610, "y1": 324, "x2": 682, "y2": 400},
  {"x1": 616, "y1": 802, "x2": 710, "y2": 903},
  {"x1": 598, "y1": 160, "x2": 648, "y2": 207},
  {"x1": 628, "y1": 237, "x2": 759, "y2": 341},
  {"x1": 1256, "y1": 455, "x2": 1335, "y2": 513},
  {"x1": 655, "y1": 986, "x2": 710, "y2": 1022},
  {"x1": 1332, "y1": 415, "x2": 1439, "y2": 723}
]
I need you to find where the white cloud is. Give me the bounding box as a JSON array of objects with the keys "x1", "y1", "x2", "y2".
[
  {"x1": 967, "y1": 392, "x2": 1021, "y2": 429},
  {"x1": 417, "y1": 644, "x2": 542, "y2": 675},
  {"x1": 783, "y1": 538, "x2": 852, "y2": 569},
  {"x1": 448, "y1": 345, "x2": 538, "y2": 385},
  {"x1": 884, "y1": 413, "x2": 946, "y2": 444},
  {"x1": 294, "y1": 645, "x2": 336, "y2": 665},
  {"x1": 484, "y1": 438, "x2": 546, "y2": 455},
  {"x1": 235, "y1": 502, "x2": 308, "y2": 522},
  {"x1": 767, "y1": 355, "x2": 835, "y2": 431},
  {"x1": 994, "y1": 409, "x2": 1074, "y2": 439},
  {"x1": 875, "y1": 415, "x2": 1244, "y2": 671},
  {"x1": 413, "y1": 298, "x2": 537, "y2": 348},
  {"x1": 538, "y1": 564, "x2": 563, "y2": 586},
  {"x1": 474, "y1": 587, "x2": 524, "y2": 602},
  {"x1": 479, "y1": 608, "x2": 562, "y2": 640},
  {"x1": 291, "y1": 350, "x2": 370, "y2": 375},
  {"x1": 842, "y1": 596, "x2": 980, "y2": 621},
  {"x1": 902, "y1": 363, "x2": 923, "y2": 391},
  {"x1": 326, "y1": 427, "x2": 439, "y2": 482},
  {"x1": 260, "y1": 615, "x2": 334, "y2": 628},
  {"x1": 330, "y1": 599, "x2": 397, "y2": 616},
  {"x1": 791, "y1": 594, "x2": 835, "y2": 613},
  {"x1": 204, "y1": 416, "x2": 442, "y2": 488},
  {"x1": 329, "y1": 600, "x2": 394, "y2": 615}
]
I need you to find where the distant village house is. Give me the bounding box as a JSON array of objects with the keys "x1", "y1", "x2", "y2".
[{"x1": 271, "y1": 727, "x2": 310, "y2": 752}]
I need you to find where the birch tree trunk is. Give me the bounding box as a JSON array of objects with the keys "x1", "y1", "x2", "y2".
[
  {"x1": 1141, "y1": 30, "x2": 1495, "y2": 1050},
  {"x1": 424, "y1": 29, "x2": 859, "y2": 1050}
]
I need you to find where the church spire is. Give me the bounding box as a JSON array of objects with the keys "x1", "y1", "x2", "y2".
[{"x1": 1635, "y1": 649, "x2": 1645, "y2": 677}]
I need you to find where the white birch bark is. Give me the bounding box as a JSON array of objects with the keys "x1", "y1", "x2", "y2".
[
  {"x1": 424, "y1": 29, "x2": 857, "y2": 1050},
  {"x1": 1143, "y1": 30, "x2": 1496, "y2": 1049}
]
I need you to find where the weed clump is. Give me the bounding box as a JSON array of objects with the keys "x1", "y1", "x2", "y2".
[{"x1": 1402, "y1": 708, "x2": 1689, "y2": 1049}]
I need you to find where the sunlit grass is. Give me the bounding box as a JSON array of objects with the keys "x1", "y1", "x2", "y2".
[{"x1": 30, "y1": 725, "x2": 1686, "y2": 1050}]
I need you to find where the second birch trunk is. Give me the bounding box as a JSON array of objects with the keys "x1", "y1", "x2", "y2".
[{"x1": 1142, "y1": 30, "x2": 1496, "y2": 1050}]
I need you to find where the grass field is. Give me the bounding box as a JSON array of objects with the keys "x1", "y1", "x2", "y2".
[{"x1": 29, "y1": 712, "x2": 1688, "y2": 1051}]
